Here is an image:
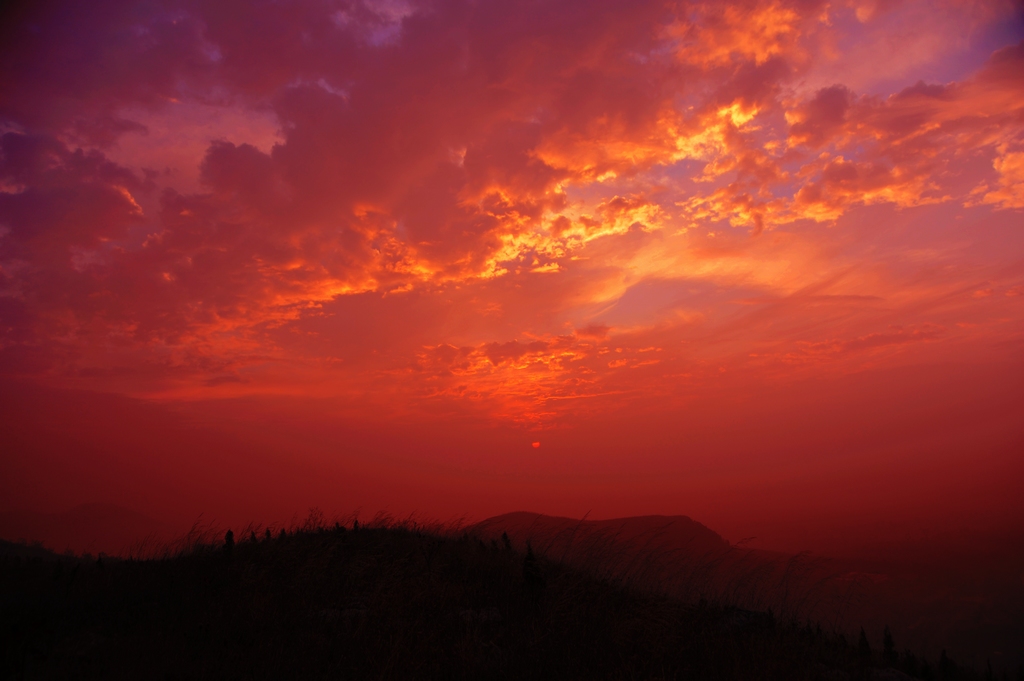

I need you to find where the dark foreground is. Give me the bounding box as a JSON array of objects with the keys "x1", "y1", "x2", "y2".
[{"x1": 0, "y1": 521, "x2": 1002, "y2": 681}]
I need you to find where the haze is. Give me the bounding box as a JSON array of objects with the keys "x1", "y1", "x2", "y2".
[{"x1": 1, "y1": 0, "x2": 1022, "y2": 558}]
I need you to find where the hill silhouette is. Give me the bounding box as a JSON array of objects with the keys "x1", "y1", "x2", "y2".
[
  {"x1": 0, "y1": 513, "x2": 1000, "y2": 680},
  {"x1": 474, "y1": 513, "x2": 1024, "y2": 672},
  {"x1": 472, "y1": 512, "x2": 835, "y2": 623},
  {"x1": 0, "y1": 504, "x2": 167, "y2": 557},
  {"x1": 473, "y1": 512, "x2": 731, "y2": 557}
]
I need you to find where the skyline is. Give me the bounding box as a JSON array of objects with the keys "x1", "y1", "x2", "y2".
[{"x1": 1, "y1": 0, "x2": 1023, "y2": 552}]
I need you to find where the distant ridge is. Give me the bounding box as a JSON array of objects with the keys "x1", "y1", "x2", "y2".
[
  {"x1": 0, "y1": 503, "x2": 167, "y2": 556},
  {"x1": 472, "y1": 512, "x2": 731, "y2": 560}
]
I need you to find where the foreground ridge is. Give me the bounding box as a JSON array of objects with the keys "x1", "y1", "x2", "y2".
[{"x1": 0, "y1": 519, "x2": 993, "y2": 681}]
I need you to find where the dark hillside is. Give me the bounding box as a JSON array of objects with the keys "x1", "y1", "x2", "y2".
[
  {"x1": 474, "y1": 513, "x2": 1024, "y2": 672},
  {"x1": 0, "y1": 517, "x2": 994, "y2": 681},
  {"x1": 473, "y1": 512, "x2": 836, "y2": 623}
]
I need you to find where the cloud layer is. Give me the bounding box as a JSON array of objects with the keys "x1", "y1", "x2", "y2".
[{"x1": 1, "y1": 0, "x2": 1022, "y2": 430}]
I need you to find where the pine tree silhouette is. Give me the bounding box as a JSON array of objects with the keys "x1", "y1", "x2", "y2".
[
  {"x1": 501, "y1": 532, "x2": 512, "y2": 551},
  {"x1": 224, "y1": 530, "x2": 234, "y2": 554},
  {"x1": 523, "y1": 541, "x2": 545, "y2": 597},
  {"x1": 940, "y1": 649, "x2": 953, "y2": 680},
  {"x1": 858, "y1": 627, "x2": 871, "y2": 660},
  {"x1": 882, "y1": 625, "x2": 897, "y2": 665},
  {"x1": 904, "y1": 649, "x2": 920, "y2": 677}
]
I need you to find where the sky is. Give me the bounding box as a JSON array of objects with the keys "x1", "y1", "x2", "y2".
[{"x1": 1, "y1": 0, "x2": 1023, "y2": 553}]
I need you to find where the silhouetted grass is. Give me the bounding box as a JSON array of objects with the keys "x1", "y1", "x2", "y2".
[{"x1": 0, "y1": 513, "x2": 1002, "y2": 681}]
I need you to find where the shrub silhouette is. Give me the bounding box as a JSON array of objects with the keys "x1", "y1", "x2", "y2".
[{"x1": 224, "y1": 529, "x2": 234, "y2": 552}]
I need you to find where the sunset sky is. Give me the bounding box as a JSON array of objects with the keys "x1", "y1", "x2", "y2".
[{"x1": 1, "y1": 0, "x2": 1022, "y2": 552}]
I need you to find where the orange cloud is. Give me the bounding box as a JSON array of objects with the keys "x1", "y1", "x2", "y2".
[
  {"x1": 668, "y1": 1, "x2": 817, "y2": 68},
  {"x1": 973, "y1": 148, "x2": 1024, "y2": 210},
  {"x1": 1, "y1": 0, "x2": 1022, "y2": 429}
]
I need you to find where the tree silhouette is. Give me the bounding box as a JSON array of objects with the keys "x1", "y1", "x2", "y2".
[
  {"x1": 858, "y1": 627, "x2": 871, "y2": 660},
  {"x1": 904, "y1": 649, "x2": 920, "y2": 677},
  {"x1": 940, "y1": 649, "x2": 954, "y2": 679},
  {"x1": 523, "y1": 541, "x2": 545, "y2": 597},
  {"x1": 883, "y1": 625, "x2": 897, "y2": 665}
]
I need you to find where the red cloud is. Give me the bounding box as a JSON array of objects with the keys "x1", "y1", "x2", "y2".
[
  {"x1": 787, "y1": 85, "x2": 852, "y2": 149},
  {"x1": 0, "y1": 0, "x2": 1021, "y2": 419}
]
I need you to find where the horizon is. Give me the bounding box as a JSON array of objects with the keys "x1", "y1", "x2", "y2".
[{"x1": 2, "y1": 0, "x2": 1024, "y2": 565}]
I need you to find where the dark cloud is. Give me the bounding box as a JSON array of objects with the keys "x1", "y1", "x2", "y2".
[
  {"x1": 482, "y1": 340, "x2": 550, "y2": 366},
  {"x1": 788, "y1": 85, "x2": 851, "y2": 148}
]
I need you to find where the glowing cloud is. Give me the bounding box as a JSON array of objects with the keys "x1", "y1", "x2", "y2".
[{"x1": 1, "y1": 0, "x2": 1022, "y2": 547}]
